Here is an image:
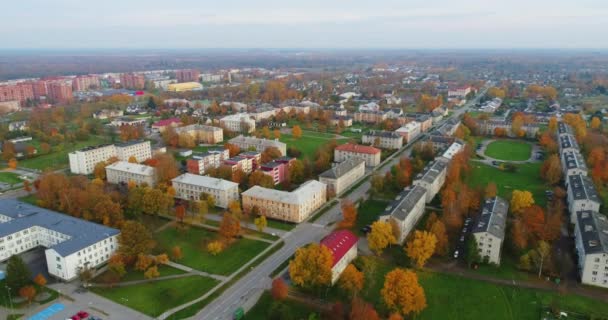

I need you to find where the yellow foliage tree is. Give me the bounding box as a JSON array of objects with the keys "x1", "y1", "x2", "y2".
[
  {"x1": 511, "y1": 190, "x2": 535, "y2": 214},
  {"x1": 292, "y1": 125, "x2": 303, "y2": 139},
  {"x1": 591, "y1": 117, "x2": 601, "y2": 129},
  {"x1": 289, "y1": 243, "x2": 333, "y2": 288},
  {"x1": 128, "y1": 156, "x2": 138, "y2": 163},
  {"x1": 381, "y1": 268, "x2": 427, "y2": 316},
  {"x1": 254, "y1": 215, "x2": 267, "y2": 232},
  {"x1": 207, "y1": 241, "x2": 224, "y2": 255},
  {"x1": 367, "y1": 220, "x2": 397, "y2": 255},
  {"x1": 338, "y1": 264, "x2": 364, "y2": 296},
  {"x1": 144, "y1": 266, "x2": 160, "y2": 279},
  {"x1": 405, "y1": 231, "x2": 437, "y2": 268}
]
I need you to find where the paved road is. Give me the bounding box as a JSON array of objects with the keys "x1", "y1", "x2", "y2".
[{"x1": 193, "y1": 87, "x2": 488, "y2": 320}]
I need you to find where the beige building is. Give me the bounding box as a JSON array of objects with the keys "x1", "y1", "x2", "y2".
[
  {"x1": 318, "y1": 158, "x2": 366, "y2": 195},
  {"x1": 105, "y1": 161, "x2": 156, "y2": 186},
  {"x1": 172, "y1": 173, "x2": 239, "y2": 208},
  {"x1": 395, "y1": 122, "x2": 421, "y2": 144},
  {"x1": 115, "y1": 140, "x2": 152, "y2": 163},
  {"x1": 412, "y1": 160, "x2": 447, "y2": 203},
  {"x1": 242, "y1": 180, "x2": 327, "y2": 223},
  {"x1": 471, "y1": 197, "x2": 508, "y2": 265},
  {"x1": 229, "y1": 135, "x2": 287, "y2": 156},
  {"x1": 362, "y1": 130, "x2": 403, "y2": 149},
  {"x1": 174, "y1": 124, "x2": 224, "y2": 144},
  {"x1": 220, "y1": 113, "x2": 256, "y2": 133},
  {"x1": 334, "y1": 143, "x2": 381, "y2": 167}
]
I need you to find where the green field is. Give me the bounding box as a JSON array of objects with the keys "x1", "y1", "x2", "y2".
[
  {"x1": 355, "y1": 199, "x2": 390, "y2": 235},
  {"x1": 484, "y1": 140, "x2": 532, "y2": 161},
  {"x1": 91, "y1": 276, "x2": 219, "y2": 317},
  {"x1": 279, "y1": 133, "x2": 347, "y2": 159},
  {"x1": 93, "y1": 264, "x2": 186, "y2": 283},
  {"x1": 154, "y1": 226, "x2": 270, "y2": 275},
  {"x1": 466, "y1": 161, "x2": 548, "y2": 206},
  {"x1": 19, "y1": 135, "x2": 109, "y2": 170},
  {"x1": 246, "y1": 291, "x2": 316, "y2": 320},
  {"x1": 0, "y1": 172, "x2": 22, "y2": 185},
  {"x1": 265, "y1": 218, "x2": 296, "y2": 231}
]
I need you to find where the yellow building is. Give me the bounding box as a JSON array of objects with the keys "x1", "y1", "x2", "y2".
[{"x1": 166, "y1": 82, "x2": 203, "y2": 92}]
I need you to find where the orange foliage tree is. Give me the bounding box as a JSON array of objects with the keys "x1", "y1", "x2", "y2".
[{"x1": 381, "y1": 268, "x2": 427, "y2": 316}]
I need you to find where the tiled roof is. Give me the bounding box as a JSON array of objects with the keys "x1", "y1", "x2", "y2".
[
  {"x1": 320, "y1": 230, "x2": 358, "y2": 267},
  {"x1": 335, "y1": 143, "x2": 381, "y2": 155},
  {"x1": 152, "y1": 118, "x2": 181, "y2": 127}
]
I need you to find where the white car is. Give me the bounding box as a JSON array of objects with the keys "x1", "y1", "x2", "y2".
[{"x1": 453, "y1": 250, "x2": 459, "y2": 258}]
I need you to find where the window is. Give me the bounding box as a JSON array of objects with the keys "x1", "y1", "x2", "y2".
[
  {"x1": 56, "y1": 256, "x2": 60, "y2": 262},
  {"x1": 56, "y1": 264, "x2": 62, "y2": 270}
]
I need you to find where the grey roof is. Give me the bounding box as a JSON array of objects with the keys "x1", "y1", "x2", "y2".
[
  {"x1": 115, "y1": 140, "x2": 149, "y2": 148},
  {"x1": 559, "y1": 134, "x2": 579, "y2": 151},
  {"x1": 172, "y1": 173, "x2": 238, "y2": 190},
  {"x1": 319, "y1": 158, "x2": 366, "y2": 179},
  {"x1": 0, "y1": 200, "x2": 119, "y2": 257},
  {"x1": 471, "y1": 197, "x2": 508, "y2": 239},
  {"x1": 558, "y1": 122, "x2": 573, "y2": 135},
  {"x1": 382, "y1": 185, "x2": 427, "y2": 221},
  {"x1": 576, "y1": 210, "x2": 608, "y2": 255},
  {"x1": 414, "y1": 160, "x2": 447, "y2": 184},
  {"x1": 563, "y1": 150, "x2": 588, "y2": 171},
  {"x1": 364, "y1": 130, "x2": 401, "y2": 139},
  {"x1": 568, "y1": 174, "x2": 600, "y2": 203}
]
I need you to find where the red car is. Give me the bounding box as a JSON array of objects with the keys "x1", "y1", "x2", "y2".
[
  {"x1": 77, "y1": 311, "x2": 90, "y2": 318},
  {"x1": 71, "y1": 316, "x2": 80, "y2": 320}
]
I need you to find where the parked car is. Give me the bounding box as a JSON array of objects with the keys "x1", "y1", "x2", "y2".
[
  {"x1": 77, "y1": 311, "x2": 89, "y2": 318},
  {"x1": 459, "y1": 235, "x2": 465, "y2": 242},
  {"x1": 71, "y1": 316, "x2": 80, "y2": 320},
  {"x1": 453, "y1": 250, "x2": 459, "y2": 258}
]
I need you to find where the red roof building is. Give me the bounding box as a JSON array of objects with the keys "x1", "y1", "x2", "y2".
[
  {"x1": 320, "y1": 229, "x2": 358, "y2": 283},
  {"x1": 152, "y1": 118, "x2": 182, "y2": 132},
  {"x1": 334, "y1": 143, "x2": 382, "y2": 167},
  {"x1": 334, "y1": 143, "x2": 380, "y2": 155}
]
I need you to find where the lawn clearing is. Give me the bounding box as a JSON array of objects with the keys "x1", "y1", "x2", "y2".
[
  {"x1": 246, "y1": 291, "x2": 316, "y2": 320},
  {"x1": 484, "y1": 140, "x2": 532, "y2": 161},
  {"x1": 154, "y1": 226, "x2": 270, "y2": 275},
  {"x1": 265, "y1": 218, "x2": 296, "y2": 231},
  {"x1": 91, "y1": 276, "x2": 219, "y2": 317},
  {"x1": 0, "y1": 172, "x2": 22, "y2": 185},
  {"x1": 93, "y1": 264, "x2": 186, "y2": 283},
  {"x1": 354, "y1": 199, "x2": 390, "y2": 235},
  {"x1": 279, "y1": 133, "x2": 346, "y2": 159},
  {"x1": 19, "y1": 135, "x2": 109, "y2": 171},
  {"x1": 466, "y1": 161, "x2": 548, "y2": 207}
]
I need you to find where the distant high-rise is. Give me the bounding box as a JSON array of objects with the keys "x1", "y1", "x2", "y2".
[
  {"x1": 0, "y1": 83, "x2": 34, "y2": 102},
  {"x1": 120, "y1": 73, "x2": 145, "y2": 90},
  {"x1": 72, "y1": 75, "x2": 100, "y2": 91},
  {"x1": 48, "y1": 81, "x2": 73, "y2": 103},
  {"x1": 175, "y1": 69, "x2": 200, "y2": 83}
]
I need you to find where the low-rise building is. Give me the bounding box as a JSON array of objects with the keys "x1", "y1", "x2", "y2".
[
  {"x1": 477, "y1": 120, "x2": 540, "y2": 138},
  {"x1": 105, "y1": 161, "x2": 156, "y2": 186},
  {"x1": 171, "y1": 173, "x2": 239, "y2": 208},
  {"x1": 223, "y1": 156, "x2": 253, "y2": 174},
  {"x1": 174, "y1": 124, "x2": 224, "y2": 144},
  {"x1": 379, "y1": 185, "x2": 427, "y2": 244},
  {"x1": 471, "y1": 197, "x2": 508, "y2": 265},
  {"x1": 259, "y1": 161, "x2": 288, "y2": 185},
  {"x1": 558, "y1": 122, "x2": 574, "y2": 136},
  {"x1": 240, "y1": 151, "x2": 262, "y2": 171},
  {"x1": 413, "y1": 160, "x2": 447, "y2": 203},
  {"x1": 186, "y1": 149, "x2": 229, "y2": 175},
  {"x1": 166, "y1": 82, "x2": 203, "y2": 92},
  {"x1": 559, "y1": 134, "x2": 580, "y2": 155},
  {"x1": 229, "y1": 135, "x2": 287, "y2": 156},
  {"x1": 220, "y1": 113, "x2": 256, "y2": 133},
  {"x1": 395, "y1": 122, "x2": 421, "y2": 143},
  {"x1": 448, "y1": 86, "x2": 471, "y2": 98},
  {"x1": 0, "y1": 200, "x2": 120, "y2": 281},
  {"x1": 334, "y1": 143, "x2": 381, "y2": 167},
  {"x1": 69, "y1": 144, "x2": 117, "y2": 175},
  {"x1": 115, "y1": 140, "x2": 152, "y2": 163},
  {"x1": 438, "y1": 141, "x2": 464, "y2": 162},
  {"x1": 320, "y1": 230, "x2": 358, "y2": 284},
  {"x1": 242, "y1": 180, "x2": 327, "y2": 223},
  {"x1": 318, "y1": 158, "x2": 366, "y2": 195},
  {"x1": 562, "y1": 150, "x2": 588, "y2": 182},
  {"x1": 8, "y1": 121, "x2": 28, "y2": 132},
  {"x1": 330, "y1": 116, "x2": 353, "y2": 127},
  {"x1": 362, "y1": 130, "x2": 403, "y2": 149},
  {"x1": 574, "y1": 210, "x2": 608, "y2": 289},
  {"x1": 567, "y1": 174, "x2": 601, "y2": 223},
  {"x1": 93, "y1": 109, "x2": 123, "y2": 120},
  {"x1": 152, "y1": 118, "x2": 182, "y2": 133},
  {"x1": 353, "y1": 111, "x2": 387, "y2": 124}
]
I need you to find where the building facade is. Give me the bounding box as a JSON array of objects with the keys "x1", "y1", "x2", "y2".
[
  {"x1": 574, "y1": 210, "x2": 608, "y2": 289},
  {"x1": 567, "y1": 174, "x2": 601, "y2": 223},
  {"x1": 379, "y1": 186, "x2": 428, "y2": 244},
  {"x1": 220, "y1": 113, "x2": 256, "y2": 133},
  {"x1": 175, "y1": 69, "x2": 201, "y2": 83},
  {"x1": 412, "y1": 160, "x2": 447, "y2": 203},
  {"x1": 174, "y1": 124, "x2": 224, "y2": 144},
  {"x1": 105, "y1": 161, "x2": 156, "y2": 186},
  {"x1": 228, "y1": 135, "x2": 287, "y2": 156},
  {"x1": 334, "y1": 143, "x2": 381, "y2": 167},
  {"x1": 186, "y1": 149, "x2": 229, "y2": 175},
  {"x1": 471, "y1": 197, "x2": 508, "y2": 265},
  {"x1": 395, "y1": 122, "x2": 421, "y2": 144},
  {"x1": 320, "y1": 230, "x2": 358, "y2": 284},
  {"x1": 362, "y1": 130, "x2": 403, "y2": 149},
  {"x1": 259, "y1": 161, "x2": 288, "y2": 185},
  {"x1": 171, "y1": 173, "x2": 239, "y2": 208},
  {"x1": 318, "y1": 158, "x2": 366, "y2": 195}
]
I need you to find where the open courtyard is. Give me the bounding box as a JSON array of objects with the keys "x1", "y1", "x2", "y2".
[{"x1": 483, "y1": 139, "x2": 533, "y2": 162}]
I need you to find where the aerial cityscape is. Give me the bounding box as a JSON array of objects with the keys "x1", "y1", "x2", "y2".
[{"x1": 1, "y1": 1, "x2": 608, "y2": 320}]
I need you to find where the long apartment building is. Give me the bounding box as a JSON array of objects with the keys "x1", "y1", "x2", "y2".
[
  {"x1": 379, "y1": 185, "x2": 427, "y2": 244},
  {"x1": 69, "y1": 140, "x2": 152, "y2": 175},
  {"x1": 334, "y1": 143, "x2": 381, "y2": 167},
  {"x1": 242, "y1": 180, "x2": 327, "y2": 223},
  {"x1": 105, "y1": 161, "x2": 156, "y2": 187},
  {"x1": 395, "y1": 122, "x2": 421, "y2": 144},
  {"x1": 171, "y1": 173, "x2": 239, "y2": 208},
  {"x1": 318, "y1": 158, "x2": 366, "y2": 195},
  {"x1": 567, "y1": 174, "x2": 601, "y2": 223},
  {"x1": 229, "y1": 135, "x2": 287, "y2": 156},
  {"x1": 413, "y1": 160, "x2": 447, "y2": 203},
  {"x1": 471, "y1": 197, "x2": 508, "y2": 265},
  {"x1": 562, "y1": 150, "x2": 588, "y2": 182},
  {"x1": 0, "y1": 200, "x2": 120, "y2": 281},
  {"x1": 437, "y1": 140, "x2": 464, "y2": 162},
  {"x1": 574, "y1": 210, "x2": 608, "y2": 289},
  {"x1": 174, "y1": 124, "x2": 224, "y2": 144},
  {"x1": 220, "y1": 113, "x2": 256, "y2": 133},
  {"x1": 259, "y1": 161, "x2": 288, "y2": 185},
  {"x1": 186, "y1": 149, "x2": 229, "y2": 175},
  {"x1": 559, "y1": 134, "x2": 580, "y2": 155},
  {"x1": 362, "y1": 130, "x2": 403, "y2": 149}
]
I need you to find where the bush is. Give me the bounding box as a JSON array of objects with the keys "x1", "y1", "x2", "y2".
[{"x1": 207, "y1": 241, "x2": 224, "y2": 256}]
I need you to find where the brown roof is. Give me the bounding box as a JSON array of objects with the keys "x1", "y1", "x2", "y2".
[{"x1": 335, "y1": 143, "x2": 381, "y2": 155}]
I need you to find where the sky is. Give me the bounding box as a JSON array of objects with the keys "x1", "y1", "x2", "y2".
[{"x1": 2, "y1": 0, "x2": 608, "y2": 49}]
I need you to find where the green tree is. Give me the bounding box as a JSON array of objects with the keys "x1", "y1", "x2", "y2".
[
  {"x1": 6, "y1": 255, "x2": 31, "y2": 292},
  {"x1": 118, "y1": 221, "x2": 155, "y2": 261},
  {"x1": 465, "y1": 237, "x2": 481, "y2": 267}
]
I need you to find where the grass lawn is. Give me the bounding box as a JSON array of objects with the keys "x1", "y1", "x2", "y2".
[
  {"x1": 154, "y1": 226, "x2": 270, "y2": 275},
  {"x1": 91, "y1": 276, "x2": 219, "y2": 317},
  {"x1": 354, "y1": 199, "x2": 390, "y2": 235},
  {"x1": 18, "y1": 193, "x2": 38, "y2": 205},
  {"x1": 484, "y1": 140, "x2": 532, "y2": 161},
  {"x1": 265, "y1": 218, "x2": 296, "y2": 231},
  {"x1": 19, "y1": 135, "x2": 109, "y2": 170},
  {"x1": 246, "y1": 291, "x2": 316, "y2": 320},
  {"x1": 0, "y1": 172, "x2": 22, "y2": 185},
  {"x1": 279, "y1": 133, "x2": 347, "y2": 159},
  {"x1": 466, "y1": 161, "x2": 548, "y2": 207},
  {"x1": 93, "y1": 264, "x2": 186, "y2": 283}
]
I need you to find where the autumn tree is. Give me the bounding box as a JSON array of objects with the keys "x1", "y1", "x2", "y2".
[
  {"x1": 292, "y1": 125, "x2": 303, "y2": 139},
  {"x1": 381, "y1": 268, "x2": 427, "y2": 316},
  {"x1": 19, "y1": 285, "x2": 37, "y2": 304},
  {"x1": 548, "y1": 116, "x2": 558, "y2": 133},
  {"x1": 248, "y1": 170, "x2": 275, "y2": 188},
  {"x1": 271, "y1": 278, "x2": 288, "y2": 301},
  {"x1": 33, "y1": 273, "x2": 47, "y2": 287},
  {"x1": 540, "y1": 155, "x2": 562, "y2": 185},
  {"x1": 171, "y1": 246, "x2": 183, "y2": 261},
  {"x1": 6, "y1": 255, "x2": 31, "y2": 292},
  {"x1": 511, "y1": 190, "x2": 535, "y2": 214},
  {"x1": 8, "y1": 158, "x2": 17, "y2": 169},
  {"x1": 511, "y1": 219, "x2": 529, "y2": 250},
  {"x1": 207, "y1": 241, "x2": 224, "y2": 255},
  {"x1": 135, "y1": 254, "x2": 154, "y2": 271},
  {"x1": 152, "y1": 153, "x2": 180, "y2": 184},
  {"x1": 224, "y1": 143, "x2": 240, "y2": 157},
  {"x1": 23, "y1": 180, "x2": 31, "y2": 193},
  {"x1": 219, "y1": 213, "x2": 241, "y2": 239},
  {"x1": 289, "y1": 243, "x2": 333, "y2": 289},
  {"x1": 254, "y1": 215, "x2": 267, "y2": 232},
  {"x1": 118, "y1": 221, "x2": 155, "y2": 262},
  {"x1": 261, "y1": 146, "x2": 282, "y2": 163},
  {"x1": 128, "y1": 155, "x2": 138, "y2": 163},
  {"x1": 273, "y1": 128, "x2": 281, "y2": 139},
  {"x1": 338, "y1": 264, "x2": 364, "y2": 296},
  {"x1": 405, "y1": 231, "x2": 437, "y2": 268},
  {"x1": 350, "y1": 297, "x2": 380, "y2": 320},
  {"x1": 367, "y1": 220, "x2": 397, "y2": 255},
  {"x1": 144, "y1": 266, "x2": 160, "y2": 279},
  {"x1": 339, "y1": 199, "x2": 357, "y2": 228},
  {"x1": 427, "y1": 219, "x2": 448, "y2": 256},
  {"x1": 591, "y1": 117, "x2": 601, "y2": 130},
  {"x1": 484, "y1": 183, "x2": 498, "y2": 199}
]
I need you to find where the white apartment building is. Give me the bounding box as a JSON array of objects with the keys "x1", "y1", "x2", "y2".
[
  {"x1": 318, "y1": 158, "x2": 366, "y2": 195},
  {"x1": 437, "y1": 141, "x2": 464, "y2": 162},
  {"x1": 471, "y1": 197, "x2": 508, "y2": 265},
  {"x1": 395, "y1": 122, "x2": 421, "y2": 144},
  {"x1": 220, "y1": 113, "x2": 256, "y2": 133},
  {"x1": 379, "y1": 185, "x2": 427, "y2": 244},
  {"x1": 362, "y1": 130, "x2": 404, "y2": 149},
  {"x1": 562, "y1": 150, "x2": 588, "y2": 183},
  {"x1": 171, "y1": 173, "x2": 239, "y2": 208},
  {"x1": 69, "y1": 141, "x2": 152, "y2": 175},
  {"x1": 186, "y1": 149, "x2": 229, "y2": 175},
  {"x1": 242, "y1": 180, "x2": 327, "y2": 223},
  {"x1": 228, "y1": 135, "x2": 287, "y2": 156},
  {"x1": 413, "y1": 160, "x2": 447, "y2": 203},
  {"x1": 559, "y1": 134, "x2": 580, "y2": 155},
  {"x1": 320, "y1": 230, "x2": 358, "y2": 284},
  {"x1": 567, "y1": 174, "x2": 601, "y2": 224},
  {"x1": 105, "y1": 161, "x2": 156, "y2": 187},
  {"x1": 334, "y1": 143, "x2": 382, "y2": 167},
  {"x1": 574, "y1": 210, "x2": 608, "y2": 289},
  {"x1": 0, "y1": 200, "x2": 120, "y2": 281}
]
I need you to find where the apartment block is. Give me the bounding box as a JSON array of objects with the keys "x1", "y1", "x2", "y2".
[
  {"x1": 362, "y1": 130, "x2": 403, "y2": 149},
  {"x1": 220, "y1": 113, "x2": 256, "y2": 133},
  {"x1": 171, "y1": 173, "x2": 239, "y2": 208},
  {"x1": 105, "y1": 161, "x2": 156, "y2": 187},
  {"x1": 229, "y1": 135, "x2": 287, "y2": 156},
  {"x1": 413, "y1": 160, "x2": 447, "y2": 203},
  {"x1": 174, "y1": 124, "x2": 224, "y2": 144},
  {"x1": 567, "y1": 174, "x2": 601, "y2": 223},
  {"x1": 334, "y1": 143, "x2": 381, "y2": 167},
  {"x1": 186, "y1": 149, "x2": 229, "y2": 175},
  {"x1": 574, "y1": 210, "x2": 608, "y2": 289},
  {"x1": 379, "y1": 185, "x2": 427, "y2": 244},
  {"x1": 223, "y1": 156, "x2": 254, "y2": 174},
  {"x1": 69, "y1": 141, "x2": 151, "y2": 175},
  {"x1": 259, "y1": 161, "x2": 288, "y2": 185},
  {"x1": 395, "y1": 122, "x2": 421, "y2": 144},
  {"x1": 321, "y1": 230, "x2": 358, "y2": 284},
  {"x1": 318, "y1": 158, "x2": 366, "y2": 195},
  {"x1": 471, "y1": 197, "x2": 508, "y2": 265}
]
